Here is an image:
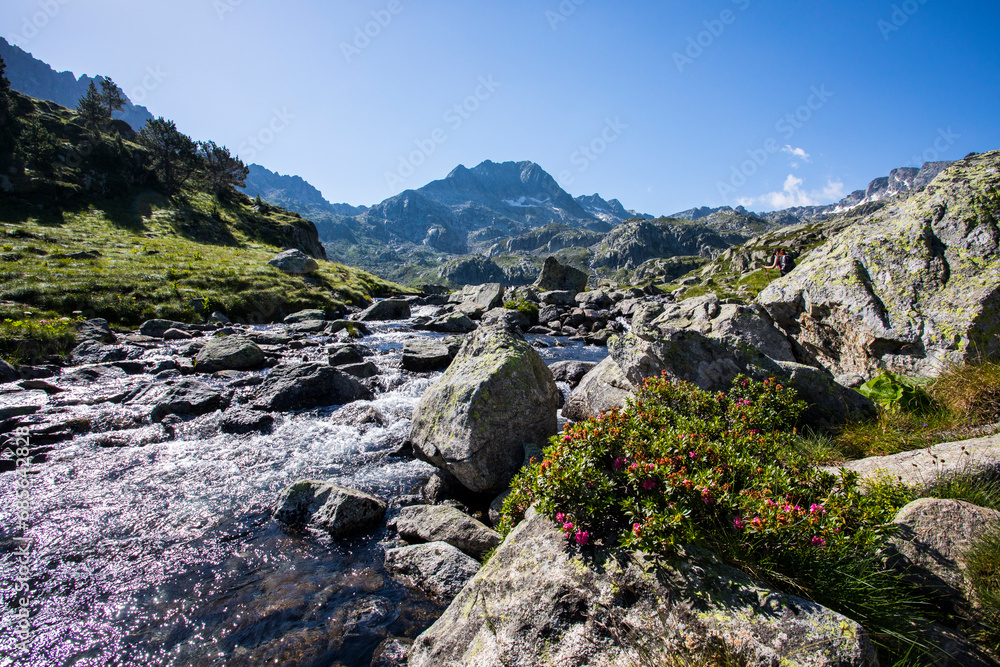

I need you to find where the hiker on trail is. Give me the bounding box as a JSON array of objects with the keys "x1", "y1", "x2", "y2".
[{"x1": 763, "y1": 248, "x2": 795, "y2": 276}]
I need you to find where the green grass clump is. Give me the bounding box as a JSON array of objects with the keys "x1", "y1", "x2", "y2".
[
  {"x1": 0, "y1": 314, "x2": 79, "y2": 364},
  {"x1": 502, "y1": 374, "x2": 930, "y2": 661},
  {"x1": 503, "y1": 297, "x2": 540, "y2": 324},
  {"x1": 965, "y1": 526, "x2": 1000, "y2": 652}
]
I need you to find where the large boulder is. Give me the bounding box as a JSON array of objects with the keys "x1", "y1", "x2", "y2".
[
  {"x1": 394, "y1": 504, "x2": 501, "y2": 558},
  {"x1": 383, "y1": 542, "x2": 480, "y2": 605},
  {"x1": 358, "y1": 299, "x2": 411, "y2": 322},
  {"x1": 548, "y1": 360, "x2": 597, "y2": 388},
  {"x1": 138, "y1": 319, "x2": 189, "y2": 338},
  {"x1": 283, "y1": 309, "x2": 328, "y2": 324},
  {"x1": 268, "y1": 248, "x2": 319, "y2": 274},
  {"x1": 0, "y1": 359, "x2": 19, "y2": 383},
  {"x1": 408, "y1": 324, "x2": 560, "y2": 494},
  {"x1": 252, "y1": 363, "x2": 373, "y2": 411},
  {"x1": 76, "y1": 318, "x2": 116, "y2": 344},
  {"x1": 757, "y1": 152, "x2": 1000, "y2": 377},
  {"x1": 273, "y1": 480, "x2": 386, "y2": 537},
  {"x1": 420, "y1": 312, "x2": 477, "y2": 334},
  {"x1": 194, "y1": 336, "x2": 265, "y2": 372},
  {"x1": 409, "y1": 508, "x2": 876, "y2": 667},
  {"x1": 608, "y1": 329, "x2": 875, "y2": 427},
  {"x1": 889, "y1": 498, "x2": 1000, "y2": 617},
  {"x1": 562, "y1": 357, "x2": 633, "y2": 422},
  {"x1": 459, "y1": 283, "x2": 505, "y2": 310},
  {"x1": 534, "y1": 256, "x2": 588, "y2": 294}
]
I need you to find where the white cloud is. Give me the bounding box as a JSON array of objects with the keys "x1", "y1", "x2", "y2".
[
  {"x1": 781, "y1": 145, "x2": 810, "y2": 161},
  {"x1": 742, "y1": 175, "x2": 845, "y2": 210}
]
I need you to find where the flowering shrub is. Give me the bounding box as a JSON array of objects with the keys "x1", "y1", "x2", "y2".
[
  {"x1": 501, "y1": 373, "x2": 906, "y2": 571},
  {"x1": 0, "y1": 316, "x2": 79, "y2": 364}
]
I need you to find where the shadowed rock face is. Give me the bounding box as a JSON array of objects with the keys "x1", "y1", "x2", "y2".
[
  {"x1": 756, "y1": 151, "x2": 1000, "y2": 377},
  {"x1": 408, "y1": 323, "x2": 559, "y2": 494},
  {"x1": 409, "y1": 508, "x2": 877, "y2": 667}
]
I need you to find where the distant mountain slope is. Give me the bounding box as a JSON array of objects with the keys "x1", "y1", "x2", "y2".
[
  {"x1": 0, "y1": 37, "x2": 154, "y2": 131},
  {"x1": 241, "y1": 163, "x2": 367, "y2": 217}
]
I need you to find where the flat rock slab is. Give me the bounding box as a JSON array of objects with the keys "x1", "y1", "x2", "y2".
[
  {"x1": 0, "y1": 390, "x2": 49, "y2": 419},
  {"x1": 383, "y1": 541, "x2": 481, "y2": 605},
  {"x1": 826, "y1": 434, "x2": 1000, "y2": 491},
  {"x1": 252, "y1": 362, "x2": 373, "y2": 412},
  {"x1": 194, "y1": 336, "x2": 265, "y2": 372}
]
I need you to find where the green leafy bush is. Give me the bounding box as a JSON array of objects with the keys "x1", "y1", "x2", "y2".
[
  {"x1": 0, "y1": 315, "x2": 79, "y2": 364},
  {"x1": 858, "y1": 371, "x2": 934, "y2": 413},
  {"x1": 502, "y1": 374, "x2": 929, "y2": 658}
]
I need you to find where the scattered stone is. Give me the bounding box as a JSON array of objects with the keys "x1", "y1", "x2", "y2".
[
  {"x1": 328, "y1": 344, "x2": 365, "y2": 367},
  {"x1": 562, "y1": 357, "x2": 633, "y2": 422},
  {"x1": 384, "y1": 542, "x2": 480, "y2": 605},
  {"x1": 162, "y1": 328, "x2": 193, "y2": 341},
  {"x1": 339, "y1": 361, "x2": 379, "y2": 379},
  {"x1": 488, "y1": 489, "x2": 511, "y2": 527},
  {"x1": 358, "y1": 299, "x2": 411, "y2": 322},
  {"x1": 0, "y1": 359, "x2": 18, "y2": 383},
  {"x1": 283, "y1": 309, "x2": 327, "y2": 324},
  {"x1": 548, "y1": 360, "x2": 597, "y2": 388},
  {"x1": 409, "y1": 324, "x2": 560, "y2": 494},
  {"x1": 17, "y1": 379, "x2": 63, "y2": 394},
  {"x1": 126, "y1": 379, "x2": 225, "y2": 422},
  {"x1": 325, "y1": 320, "x2": 371, "y2": 338},
  {"x1": 574, "y1": 289, "x2": 613, "y2": 309},
  {"x1": 252, "y1": 362, "x2": 373, "y2": 411},
  {"x1": 421, "y1": 312, "x2": 476, "y2": 334},
  {"x1": 268, "y1": 248, "x2": 319, "y2": 274},
  {"x1": 539, "y1": 290, "x2": 575, "y2": 306},
  {"x1": 460, "y1": 283, "x2": 505, "y2": 310},
  {"x1": 370, "y1": 637, "x2": 413, "y2": 667},
  {"x1": 273, "y1": 480, "x2": 387, "y2": 537},
  {"x1": 70, "y1": 340, "x2": 144, "y2": 365},
  {"x1": 208, "y1": 311, "x2": 231, "y2": 324},
  {"x1": 138, "y1": 319, "x2": 189, "y2": 338},
  {"x1": 535, "y1": 256, "x2": 588, "y2": 294},
  {"x1": 194, "y1": 336, "x2": 265, "y2": 372},
  {"x1": 481, "y1": 308, "x2": 530, "y2": 330},
  {"x1": 219, "y1": 408, "x2": 275, "y2": 435},
  {"x1": 61, "y1": 364, "x2": 127, "y2": 384},
  {"x1": 76, "y1": 318, "x2": 116, "y2": 344},
  {"x1": 402, "y1": 338, "x2": 462, "y2": 372},
  {"x1": 395, "y1": 504, "x2": 501, "y2": 558}
]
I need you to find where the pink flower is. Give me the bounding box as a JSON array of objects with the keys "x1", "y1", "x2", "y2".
[
  {"x1": 632, "y1": 522, "x2": 642, "y2": 536},
  {"x1": 809, "y1": 504, "x2": 826, "y2": 514},
  {"x1": 574, "y1": 530, "x2": 590, "y2": 545},
  {"x1": 556, "y1": 512, "x2": 565, "y2": 522},
  {"x1": 733, "y1": 518, "x2": 745, "y2": 530},
  {"x1": 563, "y1": 434, "x2": 572, "y2": 442},
  {"x1": 642, "y1": 479, "x2": 656, "y2": 490},
  {"x1": 562, "y1": 522, "x2": 574, "y2": 532},
  {"x1": 811, "y1": 536, "x2": 826, "y2": 547},
  {"x1": 750, "y1": 517, "x2": 762, "y2": 527},
  {"x1": 689, "y1": 451, "x2": 696, "y2": 458},
  {"x1": 613, "y1": 457, "x2": 625, "y2": 470}
]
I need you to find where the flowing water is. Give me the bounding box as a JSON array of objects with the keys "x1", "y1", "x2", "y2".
[{"x1": 0, "y1": 313, "x2": 607, "y2": 666}]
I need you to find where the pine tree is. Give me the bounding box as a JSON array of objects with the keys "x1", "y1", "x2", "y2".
[
  {"x1": 76, "y1": 81, "x2": 106, "y2": 130},
  {"x1": 138, "y1": 117, "x2": 199, "y2": 193},
  {"x1": 99, "y1": 78, "x2": 126, "y2": 119},
  {"x1": 0, "y1": 55, "x2": 19, "y2": 174},
  {"x1": 199, "y1": 141, "x2": 248, "y2": 198}
]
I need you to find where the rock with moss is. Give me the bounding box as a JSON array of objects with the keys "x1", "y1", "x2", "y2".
[
  {"x1": 757, "y1": 151, "x2": 1000, "y2": 377},
  {"x1": 268, "y1": 248, "x2": 319, "y2": 274},
  {"x1": 408, "y1": 323, "x2": 560, "y2": 494},
  {"x1": 194, "y1": 336, "x2": 265, "y2": 372},
  {"x1": 408, "y1": 508, "x2": 877, "y2": 667},
  {"x1": 273, "y1": 480, "x2": 386, "y2": 538}
]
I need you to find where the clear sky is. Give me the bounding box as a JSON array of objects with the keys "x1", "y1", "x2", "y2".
[{"x1": 2, "y1": 1, "x2": 998, "y2": 215}]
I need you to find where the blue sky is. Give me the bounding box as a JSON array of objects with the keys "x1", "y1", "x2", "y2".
[{"x1": 2, "y1": 0, "x2": 998, "y2": 215}]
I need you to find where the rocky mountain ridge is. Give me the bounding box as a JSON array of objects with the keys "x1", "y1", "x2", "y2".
[{"x1": 0, "y1": 36, "x2": 154, "y2": 132}]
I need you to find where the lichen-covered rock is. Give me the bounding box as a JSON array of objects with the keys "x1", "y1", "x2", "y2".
[
  {"x1": 889, "y1": 498, "x2": 1000, "y2": 615},
  {"x1": 408, "y1": 323, "x2": 559, "y2": 494},
  {"x1": 273, "y1": 480, "x2": 386, "y2": 537},
  {"x1": 394, "y1": 504, "x2": 501, "y2": 558},
  {"x1": 459, "y1": 283, "x2": 505, "y2": 310},
  {"x1": 194, "y1": 336, "x2": 265, "y2": 372},
  {"x1": 534, "y1": 256, "x2": 588, "y2": 293},
  {"x1": 283, "y1": 309, "x2": 328, "y2": 324},
  {"x1": 643, "y1": 294, "x2": 796, "y2": 363},
  {"x1": 384, "y1": 542, "x2": 480, "y2": 605},
  {"x1": 757, "y1": 152, "x2": 1000, "y2": 377},
  {"x1": 268, "y1": 248, "x2": 319, "y2": 274},
  {"x1": 561, "y1": 356, "x2": 633, "y2": 422},
  {"x1": 409, "y1": 508, "x2": 876, "y2": 667}
]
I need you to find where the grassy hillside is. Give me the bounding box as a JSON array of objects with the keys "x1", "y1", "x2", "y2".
[{"x1": 0, "y1": 88, "x2": 405, "y2": 340}]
